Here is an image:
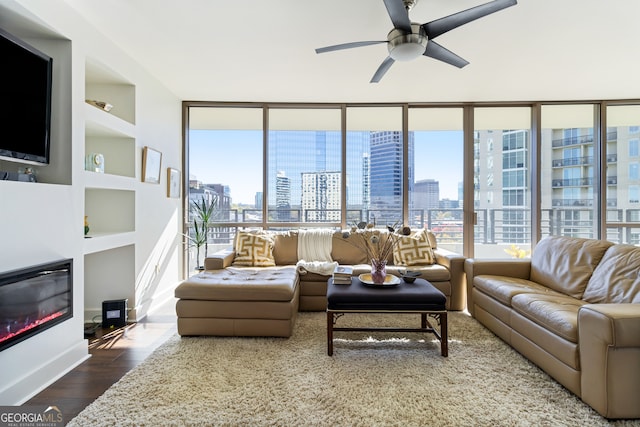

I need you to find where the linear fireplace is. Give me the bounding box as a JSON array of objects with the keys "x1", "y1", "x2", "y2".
[{"x1": 0, "y1": 259, "x2": 73, "y2": 352}]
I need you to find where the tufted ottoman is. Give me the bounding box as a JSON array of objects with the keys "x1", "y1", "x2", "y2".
[{"x1": 174, "y1": 267, "x2": 299, "y2": 337}]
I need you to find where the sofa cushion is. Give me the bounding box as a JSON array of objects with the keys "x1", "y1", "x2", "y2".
[
  {"x1": 331, "y1": 231, "x2": 369, "y2": 265},
  {"x1": 393, "y1": 228, "x2": 435, "y2": 266},
  {"x1": 582, "y1": 244, "x2": 640, "y2": 304},
  {"x1": 175, "y1": 267, "x2": 298, "y2": 301},
  {"x1": 529, "y1": 236, "x2": 613, "y2": 299},
  {"x1": 474, "y1": 275, "x2": 560, "y2": 306},
  {"x1": 511, "y1": 292, "x2": 587, "y2": 343},
  {"x1": 232, "y1": 231, "x2": 276, "y2": 267},
  {"x1": 272, "y1": 230, "x2": 298, "y2": 265}
]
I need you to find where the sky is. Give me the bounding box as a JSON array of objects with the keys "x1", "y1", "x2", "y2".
[{"x1": 189, "y1": 130, "x2": 463, "y2": 205}]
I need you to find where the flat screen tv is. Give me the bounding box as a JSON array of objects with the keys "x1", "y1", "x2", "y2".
[{"x1": 0, "y1": 27, "x2": 53, "y2": 166}]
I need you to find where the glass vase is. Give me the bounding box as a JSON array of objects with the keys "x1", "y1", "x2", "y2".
[{"x1": 371, "y1": 259, "x2": 387, "y2": 284}]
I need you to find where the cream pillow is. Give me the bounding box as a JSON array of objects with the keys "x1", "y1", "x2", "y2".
[
  {"x1": 232, "y1": 231, "x2": 276, "y2": 267},
  {"x1": 393, "y1": 229, "x2": 436, "y2": 266}
]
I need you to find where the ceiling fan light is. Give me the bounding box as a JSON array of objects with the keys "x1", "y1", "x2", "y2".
[
  {"x1": 387, "y1": 25, "x2": 427, "y2": 61},
  {"x1": 389, "y1": 42, "x2": 426, "y2": 61}
]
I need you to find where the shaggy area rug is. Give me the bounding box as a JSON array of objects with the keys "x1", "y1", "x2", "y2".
[{"x1": 69, "y1": 312, "x2": 635, "y2": 426}]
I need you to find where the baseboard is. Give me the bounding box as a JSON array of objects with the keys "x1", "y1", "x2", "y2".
[{"x1": 0, "y1": 340, "x2": 89, "y2": 405}]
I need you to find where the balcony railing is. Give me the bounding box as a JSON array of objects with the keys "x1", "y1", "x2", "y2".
[
  {"x1": 551, "y1": 131, "x2": 617, "y2": 148},
  {"x1": 185, "y1": 207, "x2": 640, "y2": 270},
  {"x1": 551, "y1": 177, "x2": 594, "y2": 187},
  {"x1": 551, "y1": 156, "x2": 593, "y2": 167}
]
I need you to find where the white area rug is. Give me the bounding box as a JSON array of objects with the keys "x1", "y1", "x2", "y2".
[{"x1": 69, "y1": 312, "x2": 634, "y2": 426}]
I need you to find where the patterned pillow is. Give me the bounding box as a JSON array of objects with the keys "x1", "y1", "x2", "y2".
[
  {"x1": 393, "y1": 229, "x2": 436, "y2": 266},
  {"x1": 232, "y1": 231, "x2": 276, "y2": 267}
]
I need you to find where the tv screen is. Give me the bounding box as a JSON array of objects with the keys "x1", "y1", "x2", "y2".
[{"x1": 0, "y1": 28, "x2": 53, "y2": 166}]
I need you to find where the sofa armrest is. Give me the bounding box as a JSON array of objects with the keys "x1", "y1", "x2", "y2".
[
  {"x1": 204, "y1": 250, "x2": 235, "y2": 270},
  {"x1": 464, "y1": 258, "x2": 531, "y2": 316},
  {"x1": 434, "y1": 248, "x2": 466, "y2": 311},
  {"x1": 578, "y1": 304, "x2": 640, "y2": 419}
]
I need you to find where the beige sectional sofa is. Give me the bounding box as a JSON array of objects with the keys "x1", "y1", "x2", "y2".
[
  {"x1": 175, "y1": 228, "x2": 465, "y2": 337},
  {"x1": 465, "y1": 235, "x2": 640, "y2": 419}
]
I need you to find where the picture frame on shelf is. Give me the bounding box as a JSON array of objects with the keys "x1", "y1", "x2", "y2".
[
  {"x1": 142, "y1": 146, "x2": 162, "y2": 184},
  {"x1": 167, "y1": 167, "x2": 180, "y2": 198}
]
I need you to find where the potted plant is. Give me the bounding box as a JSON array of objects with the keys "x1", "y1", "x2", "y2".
[
  {"x1": 190, "y1": 195, "x2": 218, "y2": 258},
  {"x1": 185, "y1": 219, "x2": 208, "y2": 270}
]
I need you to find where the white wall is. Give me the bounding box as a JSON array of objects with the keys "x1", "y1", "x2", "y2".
[{"x1": 0, "y1": 0, "x2": 182, "y2": 405}]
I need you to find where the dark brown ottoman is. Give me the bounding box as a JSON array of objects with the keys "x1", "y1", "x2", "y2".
[{"x1": 326, "y1": 276, "x2": 448, "y2": 356}]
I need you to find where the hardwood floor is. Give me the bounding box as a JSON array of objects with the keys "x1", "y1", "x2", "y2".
[{"x1": 22, "y1": 298, "x2": 178, "y2": 424}]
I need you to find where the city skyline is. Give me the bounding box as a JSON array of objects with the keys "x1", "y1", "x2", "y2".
[{"x1": 189, "y1": 129, "x2": 463, "y2": 206}]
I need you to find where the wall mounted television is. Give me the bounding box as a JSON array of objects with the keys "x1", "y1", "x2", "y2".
[{"x1": 0, "y1": 27, "x2": 53, "y2": 166}]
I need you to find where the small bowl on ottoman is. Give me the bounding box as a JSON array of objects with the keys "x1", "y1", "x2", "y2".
[{"x1": 401, "y1": 270, "x2": 421, "y2": 283}]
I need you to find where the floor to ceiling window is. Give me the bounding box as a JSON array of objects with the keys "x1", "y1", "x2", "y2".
[
  {"x1": 267, "y1": 108, "x2": 342, "y2": 225},
  {"x1": 408, "y1": 107, "x2": 463, "y2": 253},
  {"x1": 473, "y1": 107, "x2": 532, "y2": 258},
  {"x1": 183, "y1": 100, "x2": 640, "y2": 273},
  {"x1": 541, "y1": 105, "x2": 596, "y2": 239},
  {"x1": 187, "y1": 106, "x2": 263, "y2": 270},
  {"x1": 345, "y1": 107, "x2": 404, "y2": 227},
  {"x1": 606, "y1": 104, "x2": 640, "y2": 244}
]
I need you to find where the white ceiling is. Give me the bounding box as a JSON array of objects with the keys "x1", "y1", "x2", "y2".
[{"x1": 63, "y1": 0, "x2": 640, "y2": 103}]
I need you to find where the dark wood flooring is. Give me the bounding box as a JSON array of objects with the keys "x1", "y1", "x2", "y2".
[{"x1": 22, "y1": 298, "x2": 177, "y2": 424}]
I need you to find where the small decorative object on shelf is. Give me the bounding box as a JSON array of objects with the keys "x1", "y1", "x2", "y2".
[
  {"x1": 15, "y1": 167, "x2": 37, "y2": 182},
  {"x1": 85, "y1": 153, "x2": 105, "y2": 173},
  {"x1": 85, "y1": 99, "x2": 113, "y2": 112},
  {"x1": 84, "y1": 216, "x2": 90, "y2": 236}
]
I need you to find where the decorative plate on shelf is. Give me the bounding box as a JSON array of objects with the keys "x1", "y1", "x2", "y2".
[{"x1": 358, "y1": 273, "x2": 401, "y2": 287}]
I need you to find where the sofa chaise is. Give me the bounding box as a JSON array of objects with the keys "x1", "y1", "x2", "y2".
[
  {"x1": 464, "y1": 235, "x2": 640, "y2": 419},
  {"x1": 175, "y1": 228, "x2": 465, "y2": 338}
]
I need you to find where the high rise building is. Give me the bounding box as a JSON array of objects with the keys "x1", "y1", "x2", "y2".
[
  {"x1": 369, "y1": 131, "x2": 414, "y2": 224},
  {"x1": 275, "y1": 170, "x2": 291, "y2": 221},
  {"x1": 414, "y1": 179, "x2": 440, "y2": 210},
  {"x1": 301, "y1": 171, "x2": 341, "y2": 222}
]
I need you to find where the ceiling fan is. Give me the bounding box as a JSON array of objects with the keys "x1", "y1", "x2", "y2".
[{"x1": 315, "y1": 0, "x2": 517, "y2": 83}]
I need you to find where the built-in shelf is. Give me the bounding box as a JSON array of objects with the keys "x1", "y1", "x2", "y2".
[
  {"x1": 83, "y1": 231, "x2": 136, "y2": 255},
  {"x1": 85, "y1": 60, "x2": 135, "y2": 125},
  {"x1": 83, "y1": 58, "x2": 138, "y2": 322},
  {"x1": 83, "y1": 171, "x2": 135, "y2": 190},
  {"x1": 84, "y1": 245, "x2": 136, "y2": 320},
  {"x1": 84, "y1": 187, "x2": 135, "y2": 234},
  {"x1": 85, "y1": 103, "x2": 136, "y2": 137}
]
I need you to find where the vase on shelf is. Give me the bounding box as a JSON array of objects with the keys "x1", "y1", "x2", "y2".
[{"x1": 371, "y1": 259, "x2": 387, "y2": 284}]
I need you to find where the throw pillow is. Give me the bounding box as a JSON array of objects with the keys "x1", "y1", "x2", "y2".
[
  {"x1": 232, "y1": 231, "x2": 276, "y2": 267},
  {"x1": 393, "y1": 229, "x2": 436, "y2": 266}
]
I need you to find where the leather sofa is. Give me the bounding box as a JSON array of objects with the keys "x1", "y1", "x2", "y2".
[
  {"x1": 175, "y1": 228, "x2": 465, "y2": 338},
  {"x1": 464, "y1": 235, "x2": 640, "y2": 419},
  {"x1": 206, "y1": 228, "x2": 465, "y2": 311}
]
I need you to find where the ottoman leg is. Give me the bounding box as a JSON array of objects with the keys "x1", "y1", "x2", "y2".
[
  {"x1": 327, "y1": 311, "x2": 334, "y2": 356},
  {"x1": 441, "y1": 312, "x2": 448, "y2": 357}
]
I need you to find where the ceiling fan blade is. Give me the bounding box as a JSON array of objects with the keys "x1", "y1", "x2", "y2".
[
  {"x1": 370, "y1": 56, "x2": 395, "y2": 83},
  {"x1": 422, "y1": 0, "x2": 517, "y2": 39},
  {"x1": 315, "y1": 40, "x2": 387, "y2": 54},
  {"x1": 424, "y1": 41, "x2": 469, "y2": 68},
  {"x1": 383, "y1": 0, "x2": 412, "y2": 33}
]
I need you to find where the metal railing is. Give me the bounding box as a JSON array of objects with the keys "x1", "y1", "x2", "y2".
[{"x1": 184, "y1": 207, "x2": 640, "y2": 269}]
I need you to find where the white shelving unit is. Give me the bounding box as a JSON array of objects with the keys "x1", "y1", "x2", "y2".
[{"x1": 83, "y1": 59, "x2": 138, "y2": 320}]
